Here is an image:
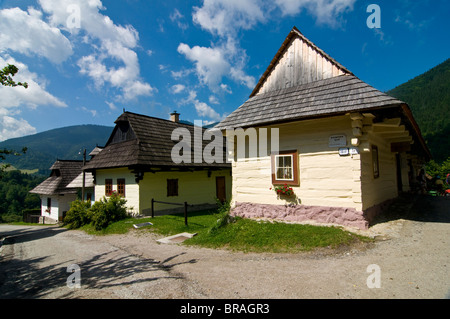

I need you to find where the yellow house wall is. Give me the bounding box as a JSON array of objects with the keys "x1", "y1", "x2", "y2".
[
  {"x1": 139, "y1": 169, "x2": 231, "y2": 214},
  {"x1": 231, "y1": 116, "x2": 364, "y2": 210},
  {"x1": 94, "y1": 168, "x2": 140, "y2": 215},
  {"x1": 360, "y1": 133, "x2": 399, "y2": 211}
]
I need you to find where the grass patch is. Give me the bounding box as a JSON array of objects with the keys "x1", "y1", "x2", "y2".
[
  {"x1": 188, "y1": 218, "x2": 370, "y2": 253},
  {"x1": 77, "y1": 209, "x2": 372, "y2": 253}
]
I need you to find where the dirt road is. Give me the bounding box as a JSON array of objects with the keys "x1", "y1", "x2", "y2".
[{"x1": 0, "y1": 195, "x2": 449, "y2": 299}]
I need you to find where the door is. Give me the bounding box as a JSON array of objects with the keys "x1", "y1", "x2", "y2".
[
  {"x1": 396, "y1": 153, "x2": 403, "y2": 193},
  {"x1": 216, "y1": 176, "x2": 226, "y2": 203}
]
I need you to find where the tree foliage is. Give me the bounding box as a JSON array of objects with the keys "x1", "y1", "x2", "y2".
[
  {"x1": 0, "y1": 170, "x2": 44, "y2": 223},
  {"x1": 1, "y1": 64, "x2": 28, "y2": 175},
  {"x1": 0, "y1": 64, "x2": 28, "y2": 88},
  {"x1": 387, "y1": 58, "x2": 450, "y2": 163}
]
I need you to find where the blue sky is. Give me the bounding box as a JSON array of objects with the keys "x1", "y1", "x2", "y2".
[{"x1": 0, "y1": 0, "x2": 448, "y2": 141}]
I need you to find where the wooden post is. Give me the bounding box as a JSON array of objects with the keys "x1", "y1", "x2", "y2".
[
  {"x1": 151, "y1": 198, "x2": 154, "y2": 218},
  {"x1": 184, "y1": 202, "x2": 188, "y2": 226}
]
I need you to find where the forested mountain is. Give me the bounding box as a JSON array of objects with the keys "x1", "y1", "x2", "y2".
[
  {"x1": 0, "y1": 125, "x2": 113, "y2": 174},
  {"x1": 387, "y1": 58, "x2": 450, "y2": 163}
]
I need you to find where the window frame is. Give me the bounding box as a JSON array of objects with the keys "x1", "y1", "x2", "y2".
[
  {"x1": 271, "y1": 150, "x2": 299, "y2": 186},
  {"x1": 117, "y1": 178, "x2": 126, "y2": 197},
  {"x1": 105, "y1": 179, "x2": 113, "y2": 196},
  {"x1": 167, "y1": 179, "x2": 179, "y2": 197}
]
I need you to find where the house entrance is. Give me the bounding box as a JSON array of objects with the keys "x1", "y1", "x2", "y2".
[{"x1": 216, "y1": 176, "x2": 226, "y2": 203}]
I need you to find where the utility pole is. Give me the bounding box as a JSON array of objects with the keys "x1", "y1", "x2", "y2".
[{"x1": 82, "y1": 149, "x2": 86, "y2": 201}]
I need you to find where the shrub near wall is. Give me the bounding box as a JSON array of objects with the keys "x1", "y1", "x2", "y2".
[
  {"x1": 64, "y1": 192, "x2": 128, "y2": 230},
  {"x1": 89, "y1": 192, "x2": 128, "y2": 230}
]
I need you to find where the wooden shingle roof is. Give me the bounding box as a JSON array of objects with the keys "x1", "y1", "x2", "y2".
[
  {"x1": 30, "y1": 160, "x2": 83, "y2": 195},
  {"x1": 215, "y1": 74, "x2": 405, "y2": 130},
  {"x1": 83, "y1": 112, "x2": 230, "y2": 171}
]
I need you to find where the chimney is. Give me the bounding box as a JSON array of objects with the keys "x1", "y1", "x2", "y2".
[{"x1": 170, "y1": 111, "x2": 180, "y2": 123}]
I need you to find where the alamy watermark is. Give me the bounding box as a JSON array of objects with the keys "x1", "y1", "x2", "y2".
[
  {"x1": 367, "y1": 4, "x2": 381, "y2": 29},
  {"x1": 366, "y1": 264, "x2": 381, "y2": 289},
  {"x1": 171, "y1": 121, "x2": 280, "y2": 164},
  {"x1": 66, "y1": 4, "x2": 81, "y2": 29},
  {"x1": 67, "y1": 264, "x2": 81, "y2": 289}
]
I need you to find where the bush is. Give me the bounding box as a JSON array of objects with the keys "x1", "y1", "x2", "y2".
[
  {"x1": 88, "y1": 192, "x2": 128, "y2": 231},
  {"x1": 64, "y1": 192, "x2": 129, "y2": 231},
  {"x1": 64, "y1": 200, "x2": 91, "y2": 229}
]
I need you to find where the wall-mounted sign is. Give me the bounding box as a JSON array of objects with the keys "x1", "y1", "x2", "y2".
[
  {"x1": 329, "y1": 134, "x2": 347, "y2": 148},
  {"x1": 339, "y1": 148, "x2": 349, "y2": 156},
  {"x1": 350, "y1": 147, "x2": 359, "y2": 155}
]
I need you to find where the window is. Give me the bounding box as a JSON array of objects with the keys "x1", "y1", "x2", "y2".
[
  {"x1": 167, "y1": 179, "x2": 178, "y2": 197},
  {"x1": 271, "y1": 150, "x2": 299, "y2": 185},
  {"x1": 372, "y1": 145, "x2": 380, "y2": 179},
  {"x1": 117, "y1": 179, "x2": 126, "y2": 197},
  {"x1": 47, "y1": 197, "x2": 52, "y2": 211},
  {"x1": 105, "y1": 179, "x2": 113, "y2": 196}
]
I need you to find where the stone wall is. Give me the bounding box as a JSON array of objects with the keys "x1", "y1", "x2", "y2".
[{"x1": 231, "y1": 202, "x2": 370, "y2": 229}]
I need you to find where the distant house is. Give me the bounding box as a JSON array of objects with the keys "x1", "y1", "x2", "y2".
[
  {"x1": 83, "y1": 111, "x2": 231, "y2": 216},
  {"x1": 30, "y1": 160, "x2": 95, "y2": 223},
  {"x1": 215, "y1": 27, "x2": 431, "y2": 229}
]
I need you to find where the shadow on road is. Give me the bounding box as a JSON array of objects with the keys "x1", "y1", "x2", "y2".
[
  {"x1": 0, "y1": 244, "x2": 197, "y2": 299},
  {"x1": 371, "y1": 194, "x2": 450, "y2": 227},
  {"x1": 0, "y1": 226, "x2": 67, "y2": 246}
]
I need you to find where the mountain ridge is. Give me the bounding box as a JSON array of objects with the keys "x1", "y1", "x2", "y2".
[
  {"x1": 386, "y1": 58, "x2": 450, "y2": 162},
  {"x1": 0, "y1": 124, "x2": 113, "y2": 174}
]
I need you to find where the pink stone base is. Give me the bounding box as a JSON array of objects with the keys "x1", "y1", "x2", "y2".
[{"x1": 231, "y1": 202, "x2": 370, "y2": 230}]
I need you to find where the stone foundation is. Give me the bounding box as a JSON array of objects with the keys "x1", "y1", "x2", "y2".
[{"x1": 231, "y1": 202, "x2": 370, "y2": 230}]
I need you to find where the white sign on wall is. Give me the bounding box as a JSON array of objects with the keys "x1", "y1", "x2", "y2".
[{"x1": 329, "y1": 134, "x2": 347, "y2": 148}]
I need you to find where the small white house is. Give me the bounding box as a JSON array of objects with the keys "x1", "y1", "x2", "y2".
[{"x1": 30, "y1": 160, "x2": 95, "y2": 223}]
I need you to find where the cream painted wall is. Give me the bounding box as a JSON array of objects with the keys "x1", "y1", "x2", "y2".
[
  {"x1": 95, "y1": 168, "x2": 140, "y2": 215},
  {"x1": 95, "y1": 167, "x2": 231, "y2": 215},
  {"x1": 230, "y1": 116, "x2": 364, "y2": 210},
  {"x1": 360, "y1": 133, "x2": 399, "y2": 210},
  {"x1": 139, "y1": 169, "x2": 231, "y2": 214}
]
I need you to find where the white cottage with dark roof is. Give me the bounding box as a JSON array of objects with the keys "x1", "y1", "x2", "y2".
[
  {"x1": 30, "y1": 160, "x2": 95, "y2": 223},
  {"x1": 215, "y1": 27, "x2": 431, "y2": 229}
]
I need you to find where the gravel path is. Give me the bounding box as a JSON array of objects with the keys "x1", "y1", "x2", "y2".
[{"x1": 1, "y1": 195, "x2": 449, "y2": 299}]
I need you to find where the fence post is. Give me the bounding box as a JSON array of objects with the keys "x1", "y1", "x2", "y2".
[
  {"x1": 151, "y1": 198, "x2": 154, "y2": 218},
  {"x1": 184, "y1": 202, "x2": 188, "y2": 226}
]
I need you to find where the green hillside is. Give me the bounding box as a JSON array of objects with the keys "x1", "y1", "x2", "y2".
[
  {"x1": 0, "y1": 125, "x2": 113, "y2": 174},
  {"x1": 386, "y1": 58, "x2": 450, "y2": 162}
]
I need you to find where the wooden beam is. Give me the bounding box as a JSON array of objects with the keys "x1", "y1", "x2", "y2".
[
  {"x1": 372, "y1": 125, "x2": 406, "y2": 134},
  {"x1": 374, "y1": 118, "x2": 402, "y2": 127},
  {"x1": 386, "y1": 136, "x2": 413, "y2": 144}
]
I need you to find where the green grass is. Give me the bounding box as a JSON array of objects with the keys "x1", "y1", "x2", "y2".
[{"x1": 78, "y1": 209, "x2": 372, "y2": 253}]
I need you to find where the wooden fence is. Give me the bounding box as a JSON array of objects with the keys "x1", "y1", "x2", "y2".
[{"x1": 151, "y1": 199, "x2": 194, "y2": 226}]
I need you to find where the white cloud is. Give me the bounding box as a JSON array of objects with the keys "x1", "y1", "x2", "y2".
[
  {"x1": 193, "y1": 0, "x2": 266, "y2": 37},
  {"x1": 105, "y1": 101, "x2": 118, "y2": 111},
  {"x1": 0, "y1": 55, "x2": 67, "y2": 109},
  {"x1": 183, "y1": 90, "x2": 224, "y2": 121},
  {"x1": 81, "y1": 106, "x2": 97, "y2": 117},
  {"x1": 177, "y1": 43, "x2": 230, "y2": 91},
  {"x1": 274, "y1": 0, "x2": 355, "y2": 26},
  {"x1": 0, "y1": 7, "x2": 73, "y2": 63},
  {"x1": 209, "y1": 95, "x2": 219, "y2": 104},
  {"x1": 170, "y1": 8, "x2": 189, "y2": 30},
  {"x1": 39, "y1": 0, "x2": 154, "y2": 101},
  {"x1": 170, "y1": 84, "x2": 186, "y2": 94},
  {"x1": 0, "y1": 115, "x2": 37, "y2": 142}
]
